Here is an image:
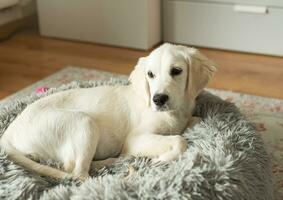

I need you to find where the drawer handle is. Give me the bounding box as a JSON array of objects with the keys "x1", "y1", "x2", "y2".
[{"x1": 234, "y1": 5, "x2": 268, "y2": 14}]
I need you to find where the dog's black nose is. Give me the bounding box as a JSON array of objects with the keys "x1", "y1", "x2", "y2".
[{"x1": 153, "y1": 94, "x2": 169, "y2": 106}]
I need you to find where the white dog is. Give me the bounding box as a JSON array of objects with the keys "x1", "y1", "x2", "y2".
[{"x1": 0, "y1": 43, "x2": 216, "y2": 180}]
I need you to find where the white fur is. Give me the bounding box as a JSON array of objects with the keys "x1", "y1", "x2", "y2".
[{"x1": 0, "y1": 43, "x2": 216, "y2": 180}]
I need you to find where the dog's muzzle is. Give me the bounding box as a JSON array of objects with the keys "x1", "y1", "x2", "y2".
[{"x1": 153, "y1": 93, "x2": 169, "y2": 108}]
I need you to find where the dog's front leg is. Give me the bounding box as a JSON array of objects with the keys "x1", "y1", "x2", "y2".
[
  {"x1": 92, "y1": 158, "x2": 119, "y2": 170},
  {"x1": 122, "y1": 131, "x2": 188, "y2": 162}
]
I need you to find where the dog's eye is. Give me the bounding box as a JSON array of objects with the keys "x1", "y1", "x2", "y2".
[
  {"x1": 147, "y1": 71, "x2": 155, "y2": 78},
  {"x1": 170, "y1": 67, "x2": 183, "y2": 76}
]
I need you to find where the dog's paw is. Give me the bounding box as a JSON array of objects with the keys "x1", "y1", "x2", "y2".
[
  {"x1": 78, "y1": 175, "x2": 90, "y2": 182},
  {"x1": 123, "y1": 165, "x2": 136, "y2": 179},
  {"x1": 153, "y1": 136, "x2": 188, "y2": 163},
  {"x1": 70, "y1": 173, "x2": 90, "y2": 182}
]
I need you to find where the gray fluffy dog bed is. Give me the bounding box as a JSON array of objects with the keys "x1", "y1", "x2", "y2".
[{"x1": 0, "y1": 79, "x2": 274, "y2": 200}]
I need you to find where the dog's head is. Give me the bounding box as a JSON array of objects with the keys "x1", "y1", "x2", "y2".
[{"x1": 129, "y1": 43, "x2": 217, "y2": 111}]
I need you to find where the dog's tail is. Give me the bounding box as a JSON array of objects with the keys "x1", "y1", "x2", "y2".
[{"x1": 0, "y1": 141, "x2": 69, "y2": 179}]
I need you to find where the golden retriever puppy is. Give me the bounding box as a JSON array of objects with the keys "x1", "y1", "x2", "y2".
[{"x1": 0, "y1": 43, "x2": 216, "y2": 180}]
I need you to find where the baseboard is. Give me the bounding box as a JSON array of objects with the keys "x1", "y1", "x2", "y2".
[
  {"x1": 0, "y1": 6, "x2": 21, "y2": 26},
  {"x1": 0, "y1": 0, "x2": 36, "y2": 26},
  {"x1": 0, "y1": 14, "x2": 37, "y2": 39}
]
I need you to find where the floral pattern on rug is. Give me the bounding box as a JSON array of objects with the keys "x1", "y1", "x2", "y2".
[{"x1": 0, "y1": 66, "x2": 282, "y2": 197}]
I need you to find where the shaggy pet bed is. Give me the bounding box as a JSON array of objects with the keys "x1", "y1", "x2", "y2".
[{"x1": 0, "y1": 79, "x2": 274, "y2": 200}]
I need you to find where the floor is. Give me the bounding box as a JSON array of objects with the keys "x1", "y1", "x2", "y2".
[{"x1": 0, "y1": 18, "x2": 283, "y2": 100}]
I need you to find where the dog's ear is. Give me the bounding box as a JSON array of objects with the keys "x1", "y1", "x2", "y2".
[
  {"x1": 129, "y1": 57, "x2": 151, "y2": 106},
  {"x1": 185, "y1": 48, "x2": 217, "y2": 99}
]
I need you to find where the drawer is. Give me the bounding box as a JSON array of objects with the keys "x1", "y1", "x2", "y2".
[
  {"x1": 163, "y1": 0, "x2": 283, "y2": 56},
  {"x1": 175, "y1": 0, "x2": 283, "y2": 8},
  {"x1": 37, "y1": 0, "x2": 161, "y2": 50}
]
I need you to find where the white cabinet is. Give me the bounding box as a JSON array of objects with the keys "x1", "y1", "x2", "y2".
[
  {"x1": 37, "y1": 0, "x2": 161, "y2": 50},
  {"x1": 163, "y1": 0, "x2": 283, "y2": 56}
]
